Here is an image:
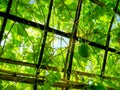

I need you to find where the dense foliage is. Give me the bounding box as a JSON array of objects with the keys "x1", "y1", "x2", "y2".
[{"x1": 0, "y1": 0, "x2": 120, "y2": 89}]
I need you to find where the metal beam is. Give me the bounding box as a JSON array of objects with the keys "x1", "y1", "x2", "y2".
[{"x1": 0, "y1": 12, "x2": 120, "y2": 54}]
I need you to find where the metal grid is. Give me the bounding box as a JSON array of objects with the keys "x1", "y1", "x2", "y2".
[{"x1": 0, "y1": 0, "x2": 120, "y2": 90}]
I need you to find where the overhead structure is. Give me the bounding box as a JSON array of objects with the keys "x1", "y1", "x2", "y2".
[{"x1": 0, "y1": 0, "x2": 120, "y2": 90}]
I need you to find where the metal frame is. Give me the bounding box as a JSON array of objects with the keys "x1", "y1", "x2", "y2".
[{"x1": 0, "y1": 0, "x2": 120, "y2": 89}]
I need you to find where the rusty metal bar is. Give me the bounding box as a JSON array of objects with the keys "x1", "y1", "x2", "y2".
[
  {"x1": 67, "y1": 0, "x2": 82, "y2": 80},
  {"x1": 0, "y1": 0, "x2": 13, "y2": 43},
  {"x1": 0, "y1": 58, "x2": 119, "y2": 81},
  {"x1": 0, "y1": 72, "x2": 115, "y2": 89},
  {"x1": 100, "y1": 0, "x2": 120, "y2": 77},
  {"x1": 65, "y1": 0, "x2": 82, "y2": 90},
  {"x1": 0, "y1": 58, "x2": 58, "y2": 71},
  {"x1": 36, "y1": 0, "x2": 54, "y2": 75},
  {"x1": 0, "y1": 12, "x2": 120, "y2": 54},
  {"x1": 34, "y1": 0, "x2": 54, "y2": 89}
]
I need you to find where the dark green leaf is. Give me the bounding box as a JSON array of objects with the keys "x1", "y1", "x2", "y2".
[{"x1": 5, "y1": 85, "x2": 17, "y2": 90}]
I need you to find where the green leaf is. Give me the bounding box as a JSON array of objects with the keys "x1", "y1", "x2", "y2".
[
  {"x1": 104, "y1": 80, "x2": 119, "y2": 89},
  {"x1": 64, "y1": 0, "x2": 73, "y2": 5},
  {"x1": 44, "y1": 83, "x2": 52, "y2": 90},
  {"x1": 46, "y1": 72, "x2": 61, "y2": 85},
  {"x1": 43, "y1": 72, "x2": 61, "y2": 90},
  {"x1": 90, "y1": 82, "x2": 106, "y2": 90},
  {"x1": 14, "y1": 24, "x2": 27, "y2": 37},
  {"x1": 5, "y1": 85, "x2": 17, "y2": 90},
  {"x1": 103, "y1": 6, "x2": 115, "y2": 16},
  {"x1": 0, "y1": 80, "x2": 3, "y2": 90},
  {"x1": 0, "y1": 84, "x2": 3, "y2": 90},
  {"x1": 90, "y1": 85, "x2": 106, "y2": 90},
  {"x1": 67, "y1": 2, "x2": 77, "y2": 11}
]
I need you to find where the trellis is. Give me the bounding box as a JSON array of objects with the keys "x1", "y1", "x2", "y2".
[{"x1": 0, "y1": 0, "x2": 120, "y2": 90}]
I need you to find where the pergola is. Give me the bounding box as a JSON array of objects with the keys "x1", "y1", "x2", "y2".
[{"x1": 0, "y1": 0, "x2": 120, "y2": 89}]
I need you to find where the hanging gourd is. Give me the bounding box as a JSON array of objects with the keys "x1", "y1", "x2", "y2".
[{"x1": 78, "y1": 43, "x2": 90, "y2": 58}]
